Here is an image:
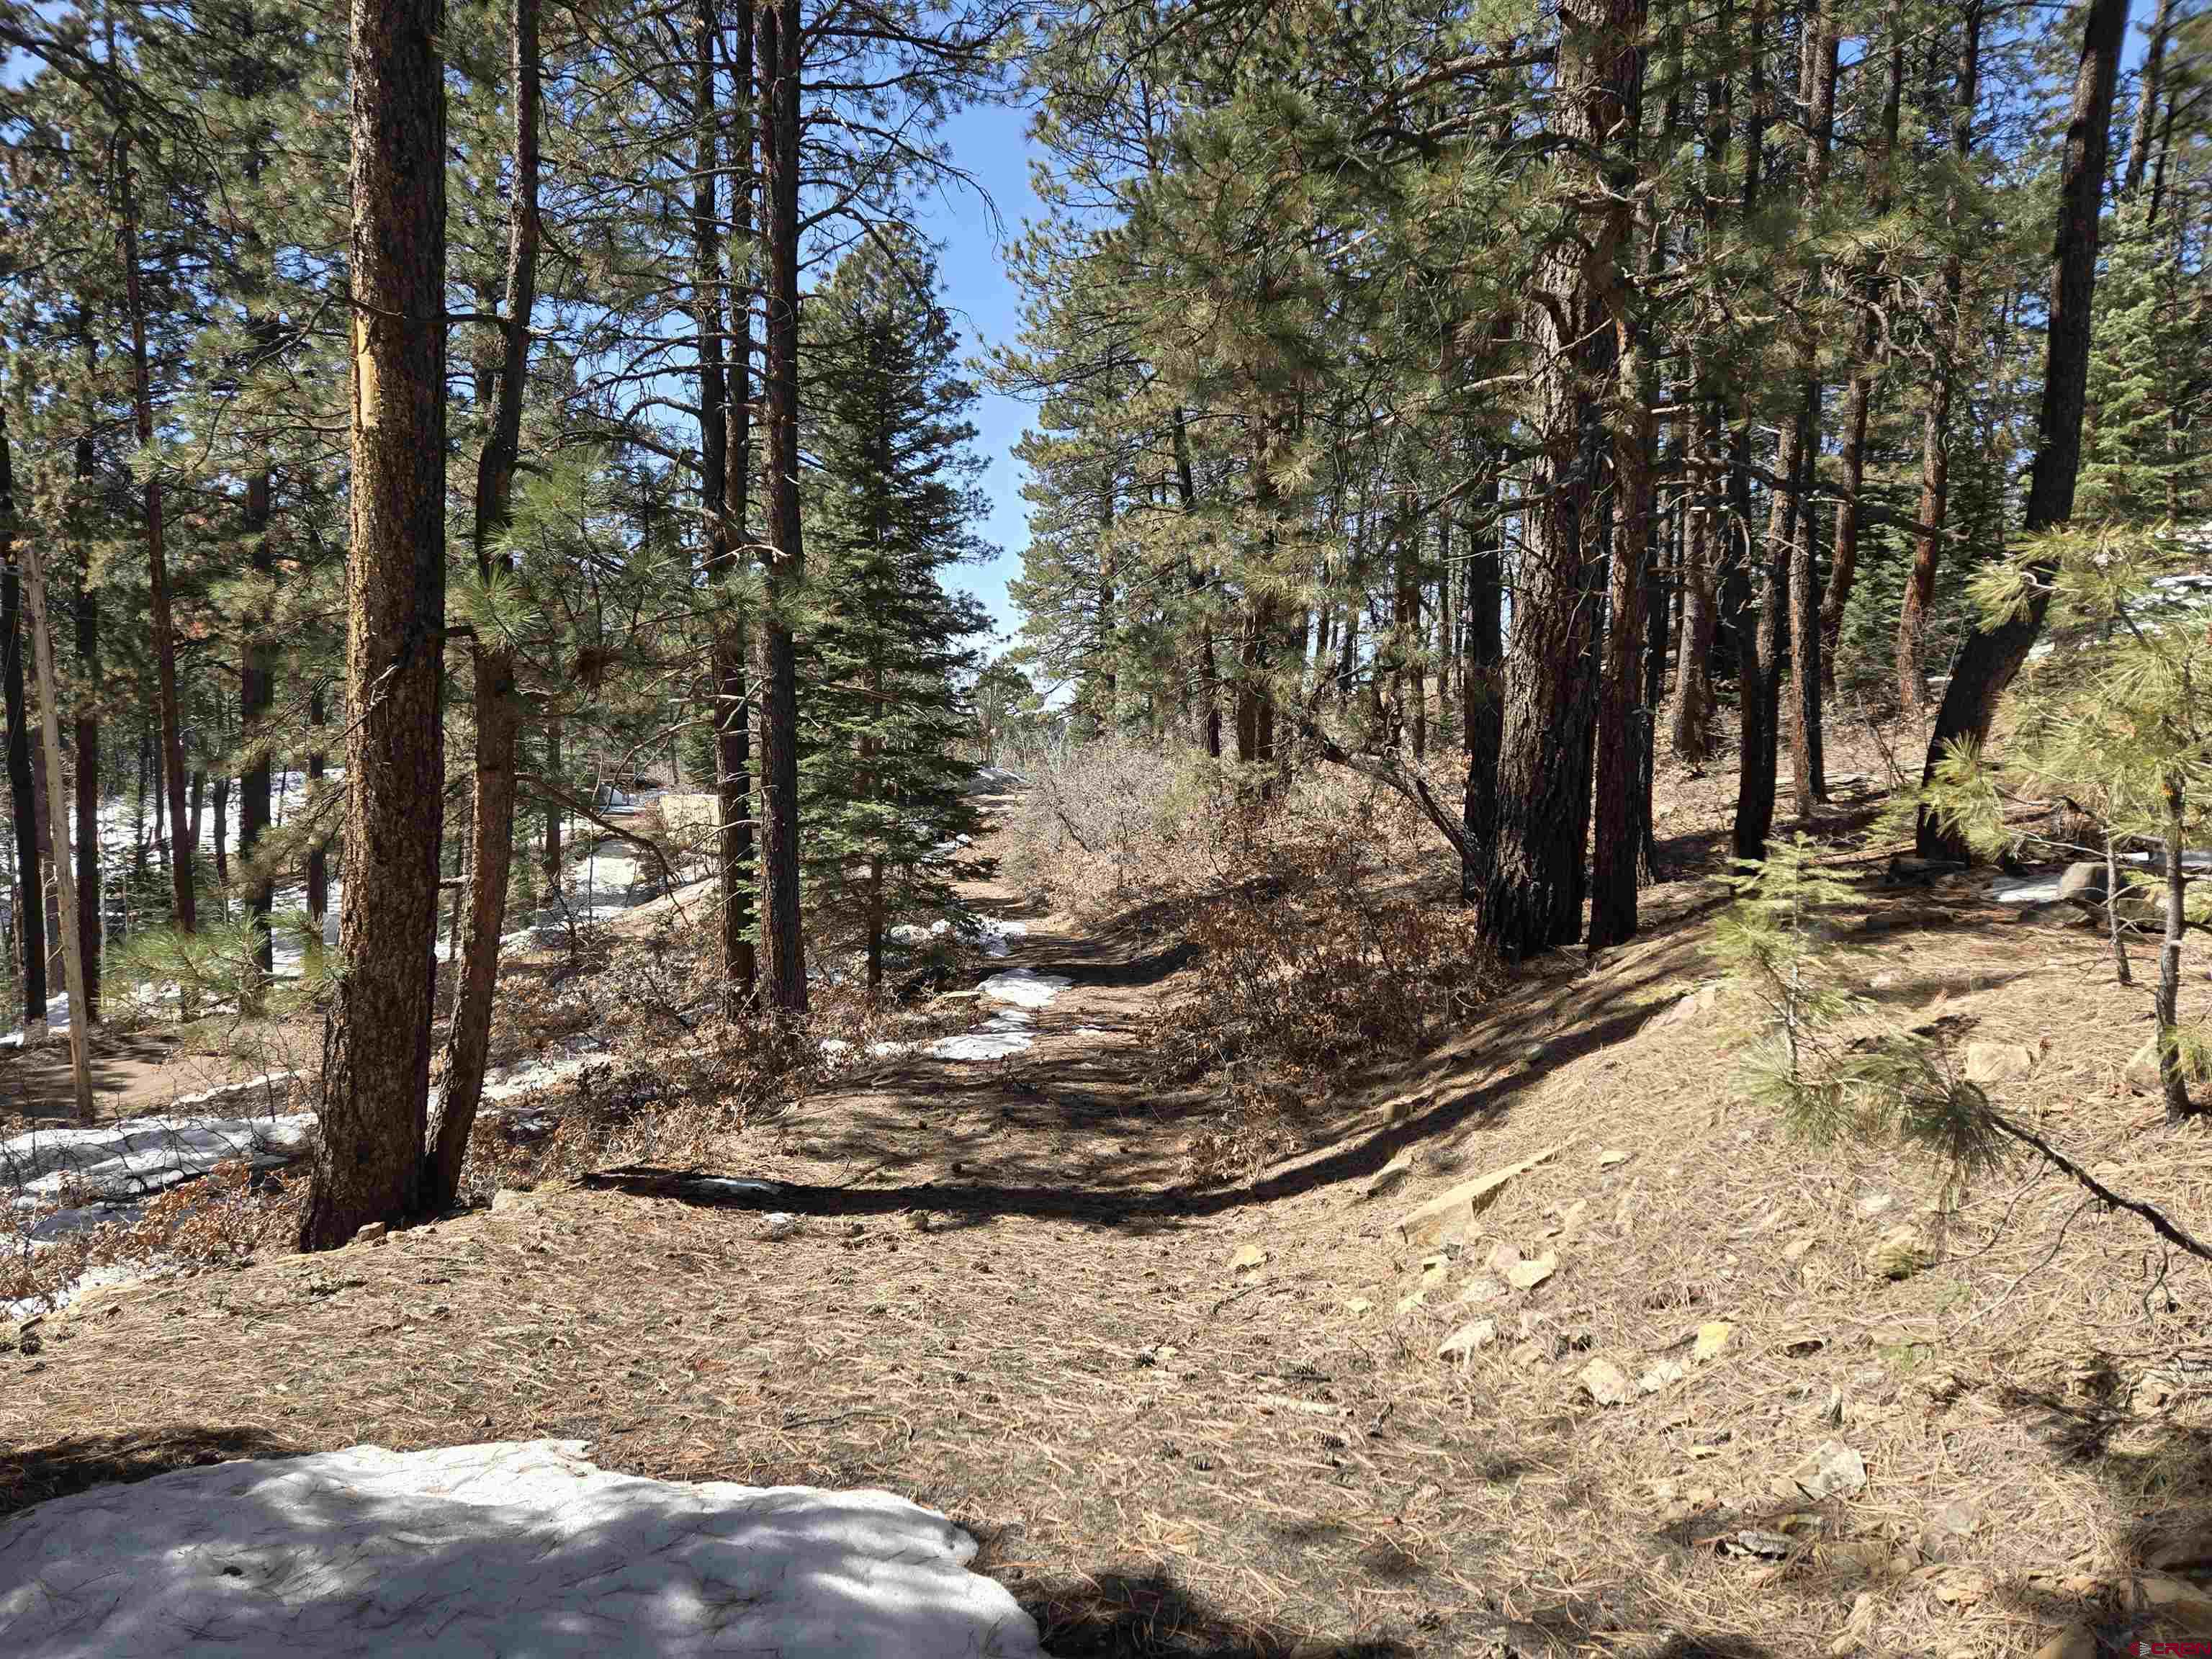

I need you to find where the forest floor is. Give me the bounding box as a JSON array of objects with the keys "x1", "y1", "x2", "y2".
[{"x1": 4, "y1": 754, "x2": 2211, "y2": 1658}]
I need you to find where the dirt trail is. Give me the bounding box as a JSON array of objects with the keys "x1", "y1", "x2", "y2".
[{"x1": 1, "y1": 822, "x2": 1488, "y2": 1656}]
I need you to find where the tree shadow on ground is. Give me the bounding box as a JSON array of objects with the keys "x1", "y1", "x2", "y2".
[
  {"x1": 584, "y1": 945, "x2": 1687, "y2": 1231},
  {"x1": 1983, "y1": 1374, "x2": 2212, "y2": 1652},
  {"x1": 1000, "y1": 1561, "x2": 1408, "y2": 1657},
  {"x1": 0, "y1": 1424, "x2": 300, "y2": 1518}
]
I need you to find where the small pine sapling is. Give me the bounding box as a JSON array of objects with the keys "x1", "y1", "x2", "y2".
[
  {"x1": 1714, "y1": 836, "x2": 1999, "y2": 1194},
  {"x1": 1917, "y1": 525, "x2": 2212, "y2": 1120}
]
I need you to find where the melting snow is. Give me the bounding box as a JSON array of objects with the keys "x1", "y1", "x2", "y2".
[
  {"x1": 979, "y1": 968, "x2": 1071, "y2": 1010},
  {"x1": 1, "y1": 1105, "x2": 310, "y2": 1205},
  {"x1": 0, "y1": 1439, "x2": 1045, "y2": 1658},
  {"x1": 926, "y1": 968, "x2": 1071, "y2": 1061}
]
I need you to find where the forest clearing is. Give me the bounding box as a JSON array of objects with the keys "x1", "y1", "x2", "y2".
[{"x1": 5, "y1": 0, "x2": 2212, "y2": 1651}]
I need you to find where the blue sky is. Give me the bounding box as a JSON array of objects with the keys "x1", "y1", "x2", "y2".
[{"x1": 906, "y1": 96, "x2": 1046, "y2": 652}]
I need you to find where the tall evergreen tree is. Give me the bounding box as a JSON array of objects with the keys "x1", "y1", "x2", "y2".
[{"x1": 799, "y1": 238, "x2": 991, "y2": 993}]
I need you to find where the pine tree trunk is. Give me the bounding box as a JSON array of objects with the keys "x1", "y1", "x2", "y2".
[
  {"x1": 28, "y1": 620, "x2": 59, "y2": 996},
  {"x1": 21, "y1": 523, "x2": 94, "y2": 1119},
  {"x1": 714, "y1": 0, "x2": 758, "y2": 1011},
  {"x1": 306, "y1": 688, "x2": 328, "y2": 927},
  {"x1": 2125, "y1": 0, "x2": 2172, "y2": 201},
  {"x1": 1734, "y1": 416, "x2": 1789, "y2": 863},
  {"x1": 212, "y1": 773, "x2": 230, "y2": 892},
  {"x1": 1461, "y1": 465, "x2": 1502, "y2": 902},
  {"x1": 427, "y1": 0, "x2": 540, "y2": 1215},
  {"x1": 73, "y1": 579, "x2": 98, "y2": 1023},
  {"x1": 301, "y1": 0, "x2": 449, "y2": 1249},
  {"x1": 1822, "y1": 16, "x2": 1902, "y2": 676},
  {"x1": 1897, "y1": 4, "x2": 1980, "y2": 716},
  {"x1": 2159, "y1": 778, "x2": 2195, "y2": 1118},
  {"x1": 754, "y1": 0, "x2": 807, "y2": 1018},
  {"x1": 1914, "y1": 0, "x2": 2126, "y2": 863},
  {"x1": 0, "y1": 392, "x2": 45, "y2": 1031},
  {"x1": 114, "y1": 79, "x2": 194, "y2": 936},
  {"x1": 1668, "y1": 410, "x2": 1719, "y2": 760},
  {"x1": 1784, "y1": 4, "x2": 1838, "y2": 814},
  {"x1": 240, "y1": 469, "x2": 275, "y2": 996},
  {"x1": 1483, "y1": 0, "x2": 1642, "y2": 959}
]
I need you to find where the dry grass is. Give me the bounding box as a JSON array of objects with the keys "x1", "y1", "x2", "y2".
[{"x1": 4, "y1": 729, "x2": 2210, "y2": 1655}]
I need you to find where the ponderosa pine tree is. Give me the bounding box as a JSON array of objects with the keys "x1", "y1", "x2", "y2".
[
  {"x1": 797, "y1": 238, "x2": 990, "y2": 993},
  {"x1": 300, "y1": 0, "x2": 448, "y2": 1249},
  {"x1": 1914, "y1": 0, "x2": 2129, "y2": 863},
  {"x1": 1481, "y1": 0, "x2": 1645, "y2": 960}
]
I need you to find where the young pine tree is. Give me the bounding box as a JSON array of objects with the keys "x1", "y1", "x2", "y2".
[{"x1": 799, "y1": 238, "x2": 992, "y2": 994}]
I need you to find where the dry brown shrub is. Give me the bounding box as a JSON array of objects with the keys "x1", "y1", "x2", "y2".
[
  {"x1": 2, "y1": 1160, "x2": 304, "y2": 1315},
  {"x1": 1004, "y1": 738, "x2": 1242, "y2": 910},
  {"x1": 1152, "y1": 793, "x2": 1499, "y2": 1183}
]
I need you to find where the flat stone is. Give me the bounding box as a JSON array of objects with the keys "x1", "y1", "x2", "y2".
[
  {"x1": 1639, "y1": 1359, "x2": 1686, "y2": 1393},
  {"x1": 1791, "y1": 1439, "x2": 1867, "y2": 1501},
  {"x1": 2126, "y1": 1035, "x2": 2212, "y2": 1094},
  {"x1": 2056, "y1": 861, "x2": 2109, "y2": 907},
  {"x1": 1362, "y1": 1148, "x2": 1417, "y2": 1201},
  {"x1": 2139, "y1": 1572, "x2": 2212, "y2": 1633},
  {"x1": 1579, "y1": 1359, "x2": 1633, "y2": 1406},
  {"x1": 1395, "y1": 1142, "x2": 1569, "y2": 1247},
  {"x1": 1963, "y1": 1041, "x2": 2036, "y2": 1084},
  {"x1": 1228, "y1": 1244, "x2": 1267, "y2": 1272},
  {"x1": 2030, "y1": 1623, "x2": 2098, "y2": 1659},
  {"x1": 1506, "y1": 1252, "x2": 1557, "y2": 1291},
  {"x1": 1438, "y1": 1319, "x2": 1496, "y2": 1361}
]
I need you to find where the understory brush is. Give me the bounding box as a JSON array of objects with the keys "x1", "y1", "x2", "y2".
[
  {"x1": 1152, "y1": 792, "x2": 1499, "y2": 1184},
  {"x1": 4, "y1": 1160, "x2": 305, "y2": 1315},
  {"x1": 457, "y1": 912, "x2": 978, "y2": 1200},
  {"x1": 1006, "y1": 737, "x2": 1236, "y2": 908}
]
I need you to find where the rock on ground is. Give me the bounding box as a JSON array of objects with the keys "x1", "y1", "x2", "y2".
[{"x1": 0, "y1": 1440, "x2": 1045, "y2": 1658}]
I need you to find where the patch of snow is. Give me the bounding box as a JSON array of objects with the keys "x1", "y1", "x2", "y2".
[
  {"x1": 1989, "y1": 876, "x2": 2064, "y2": 904},
  {"x1": 928, "y1": 1008, "x2": 1036, "y2": 1062},
  {"x1": 979, "y1": 968, "x2": 1070, "y2": 1010},
  {"x1": 966, "y1": 765, "x2": 1027, "y2": 795},
  {"x1": 0, "y1": 1439, "x2": 1045, "y2": 1659},
  {"x1": 4, "y1": 1259, "x2": 147, "y2": 1324},
  {"x1": 1, "y1": 1111, "x2": 313, "y2": 1205},
  {"x1": 977, "y1": 917, "x2": 1027, "y2": 958}
]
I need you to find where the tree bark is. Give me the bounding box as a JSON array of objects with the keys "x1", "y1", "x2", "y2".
[
  {"x1": 0, "y1": 389, "x2": 46, "y2": 1032},
  {"x1": 301, "y1": 0, "x2": 449, "y2": 1248},
  {"x1": 711, "y1": 0, "x2": 759, "y2": 1012},
  {"x1": 754, "y1": 0, "x2": 806, "y2": 1017},
  {"x1": 73, "y1": 573, "x2": 98, "y2": 1024},
  {"x1": 1483, "y1": 0, "x2": 1643, "y2": 960},
  {"x1": 1820, "y1": 7, "x2": 1902, "y2": 675},
  {"x1": 1897, "y1": 3, "x2": 1982, "y2": 715},
  {"x1": 1784, "y1": 3, "x2": 1838, "y2": 814},
  {"x1": 1591, "y1": 34, "x2": 1658, "y2": 951},
  {"x1": 2124, "y1": 0, "x2": 2172, "y2": 201},
  {"x1": 1668, "y1": 410, "x2": 1719, "y2": 760},
  {"x1": 2159, "y1": 776, "x2": 2194, "y2": 1118},
  {"x1": 1913, "y1": 0, "x2": 2127, "y2": 863},
  {"x1": 427, "y1": 0, "x2": 541, "y2": 1215},
  {"x1": 114, "y1": 73, "x2": 194, "y2": 935},
  {"x1": 306, "y1": 687, "x2": 328, "y2": 927},
  {"x1": 22, "y1": 523, "x2": 94, "y2": 1120},
  {"x1": 240, "y1": 468, "x2": 275, "y2": 996}
]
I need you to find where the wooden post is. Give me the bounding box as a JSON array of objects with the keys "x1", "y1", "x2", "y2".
[{"x1": 21, "y1": 536, "x2": 94, "y2": 1121}]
